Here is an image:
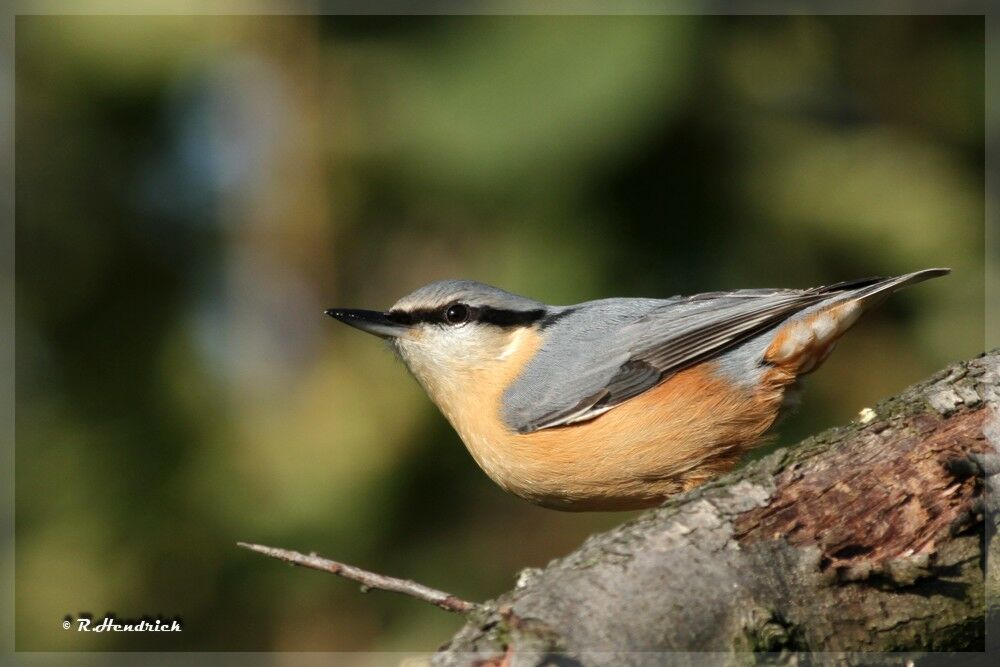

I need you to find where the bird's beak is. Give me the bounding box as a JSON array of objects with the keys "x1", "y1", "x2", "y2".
[{"x1": 325, "y1": 308, "x2": 409, "y2": 339}]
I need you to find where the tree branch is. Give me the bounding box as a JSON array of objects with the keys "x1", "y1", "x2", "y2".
[
  {"x1": 434, "y1": 350, "x2": 999, "y2": 665},
  {"x1": 236, "y1": 541, "x2": 480, "y2": 614}
]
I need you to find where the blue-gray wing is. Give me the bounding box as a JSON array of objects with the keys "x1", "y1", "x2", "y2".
[{"x1": 501, "y1": 278, "x2": 886, "y2": 434}]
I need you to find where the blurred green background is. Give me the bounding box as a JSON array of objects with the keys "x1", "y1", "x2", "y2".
[{"x1": 14, "y1": 14, "x2": 985, "y2": 653}]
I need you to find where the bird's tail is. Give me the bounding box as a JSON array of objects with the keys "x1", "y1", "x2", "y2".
[
  {"x1": 765, "y1": 267, "x2": 949, "y2": 375},
  {"x1": 849, "y1": 267, "x2": 951, "y2": 306}
]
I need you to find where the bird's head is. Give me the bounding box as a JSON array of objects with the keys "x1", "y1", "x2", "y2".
[{"x1": 327, "y1": 280, "x2": 551, "y2": 389}]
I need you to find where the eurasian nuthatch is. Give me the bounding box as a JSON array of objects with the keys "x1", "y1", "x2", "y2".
[{"x1": 327, "y1": 268, "x2": 949, "y2": 511}]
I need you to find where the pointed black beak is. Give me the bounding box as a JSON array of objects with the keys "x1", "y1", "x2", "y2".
[{"x1": 325, "y1": 308, "x2": 409, "y2": 339}]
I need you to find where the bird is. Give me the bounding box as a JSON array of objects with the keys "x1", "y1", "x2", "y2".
[{"x1": 326, "y1": 268, "x2": 949, "y2": 511}]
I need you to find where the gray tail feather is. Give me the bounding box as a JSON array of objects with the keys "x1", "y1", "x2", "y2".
[{"x1": 851, "y1": 267, "x2": 950, "y2": 305}]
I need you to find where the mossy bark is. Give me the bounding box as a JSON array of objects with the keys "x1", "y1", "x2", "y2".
[{"x1": 434, "y1": 351, "x2": 999, "y2": 666}]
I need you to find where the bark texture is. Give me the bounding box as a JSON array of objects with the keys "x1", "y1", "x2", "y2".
[{"x1": 434, "y1": 350, "x2": 1000, "y2": 666}]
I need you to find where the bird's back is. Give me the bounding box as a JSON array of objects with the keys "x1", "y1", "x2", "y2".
[{"x1": 501, "y1": 270, "x2": 947, "y2": 435}]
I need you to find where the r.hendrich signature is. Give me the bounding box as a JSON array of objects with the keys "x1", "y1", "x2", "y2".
[{"x1": 63, "y1": 614, "x2": 182, "y2": 633}]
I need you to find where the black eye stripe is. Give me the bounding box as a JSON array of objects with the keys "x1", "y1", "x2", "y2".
[
  {"x1": 477, "y1": 307, "x2": 546, "y2": 327},
  {"x1": 386, "y1": 306, "x2": 546, "y2": 328}
]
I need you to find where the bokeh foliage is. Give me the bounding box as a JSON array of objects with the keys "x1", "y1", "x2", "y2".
[{"x1": 14, "y1": 14, "x2": 984, "y2": 652}]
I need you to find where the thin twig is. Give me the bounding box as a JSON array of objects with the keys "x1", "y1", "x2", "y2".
[{"x1": 237, "y1": 541, "x2": 480, "y2": 614}]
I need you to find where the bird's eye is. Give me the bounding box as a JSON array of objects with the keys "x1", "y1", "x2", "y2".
[{"x1": 444, "y1": 303, "x2": 470, "y2": 325}]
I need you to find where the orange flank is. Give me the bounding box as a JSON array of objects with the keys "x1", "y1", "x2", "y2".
[{"x1": 424, "y1": 326, "x2": 793, "y2": 510}]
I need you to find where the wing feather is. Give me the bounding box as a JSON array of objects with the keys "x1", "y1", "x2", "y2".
[
  {"x1": 510, "y1": 287, "x2": 846, "y2": 433},
  {"x1": 505, "y1": 272, "x2": 947, "y2": 434}
]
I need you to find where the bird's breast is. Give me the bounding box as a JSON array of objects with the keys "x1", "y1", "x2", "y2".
[
  {"x1": 417, "y1": 327, "x2": 544, "y2": 493},
  {"x1": 420, "y1": 333, "x2": 789, "y2": 510}
]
